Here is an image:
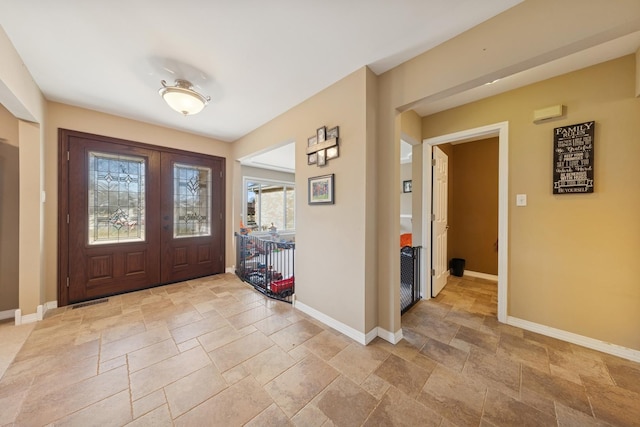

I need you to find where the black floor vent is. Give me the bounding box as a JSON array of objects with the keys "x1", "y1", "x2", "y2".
[{"x1": 72, "y1": 298, "x2": 109, "y2": 309}]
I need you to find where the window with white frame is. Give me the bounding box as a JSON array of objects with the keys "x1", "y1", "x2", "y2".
[{"x1": 243, "y1": 177, "x2": 295, "y2": 232}]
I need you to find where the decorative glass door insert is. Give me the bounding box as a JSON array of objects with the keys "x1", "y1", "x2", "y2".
[
  {"x1": 173, "y1": 163, "x2": 212, "y2": 238},
  {"x1": 88, "y1": 151, "x2": 146, "y2": 245}
]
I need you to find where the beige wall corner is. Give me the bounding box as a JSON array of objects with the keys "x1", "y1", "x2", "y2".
[
  {"x1": 233, "y1": 68, "x2": 371, "y2": 335},
  {"x1": 376, "y1": 0, "x2": 640, "y2": 349},
  {"x1": 400, "y1": 110, "x2": 422, "y2": 144},
  {"x1": 0, "y1": 27, "x2": 45, "y2": 123},
  {"x1": 0, "y1": 105, "x2": 20, "y2": 312},
  {"x1": 18, "y1": 120, "x2": 43, "y2": 315},
  {"x1": 364, "y1": 67, "x2": 379, "y2": 333},
  {"x1": 1, "y1": 26, "x2": 47, "y2": 317},
  {"x1": 375, "y1": 97, "x2": 402, "y2": 335},
  {"x1": 411, "y1": 144, "x2": 423, "y2": 248}
]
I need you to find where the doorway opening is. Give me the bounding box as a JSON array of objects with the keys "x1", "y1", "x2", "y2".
[
  {"x1": 236, "y1": 141, "x2": 297, "y2": 301},
  {"x1": 422, "y1": 122, "x2": 509, "y2": 322},
  {"x1": 400, "y1": 139, "x2": 422, "y2": 313}
]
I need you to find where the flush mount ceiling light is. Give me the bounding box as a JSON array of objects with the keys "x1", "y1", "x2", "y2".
[{"x1": 159, "y1": 79, "x2": 211, "y2": 116}]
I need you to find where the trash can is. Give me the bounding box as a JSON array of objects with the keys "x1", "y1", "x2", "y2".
[{"x1": 449, "y1": 258, "x2": 465, "y2": 277}]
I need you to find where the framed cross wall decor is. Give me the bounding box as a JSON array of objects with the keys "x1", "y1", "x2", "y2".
[{"x1": 307, "y1": 125, "x2": 339, "y2": 167}]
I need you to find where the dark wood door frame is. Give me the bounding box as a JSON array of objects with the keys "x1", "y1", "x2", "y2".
[{"x1": 58, "y1": 129, "x2": 226, "y2": 307}]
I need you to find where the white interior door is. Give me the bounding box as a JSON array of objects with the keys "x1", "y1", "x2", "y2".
[{"x1": 432, "y1": 146, "x2": 449, "y2": 297}]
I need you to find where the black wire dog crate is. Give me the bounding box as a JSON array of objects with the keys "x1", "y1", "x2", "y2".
[{"x1": 235, "y1": 232, "x2": 295, "y2": 303}]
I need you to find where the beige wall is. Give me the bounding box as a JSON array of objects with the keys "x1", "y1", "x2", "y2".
[
  {"x1": 449, "y1": 138, "x2": 498, "y2": 276},
  {"x1": 400, "y1": 110, "x2": 422, "y2": 242},
  {"x1": 241, "y1": 165, "x2": 294, "y2": 184},
  {"x1": 44, "y1": 102, "x2": 232, "y2": 302},
  {"x1": 364, "y1": 67, "x2": 379, "y2": 333},
  {"x1": 422, "y1": 56, "x2": 640, "y2": 350},
  {"x1": 0, "y1": 104, "x2": 19, "y2": 311},
  {"x1": 376, "y1": 0, "x2": 640, "y2": 340},
  {"x1": 2, "y1": 0, "x2": 639, "y2": 353},
  {"x1": 400, "y1": 162, "x2": 412, "y2": 234},
  {"x1": 0, "y1": 26, "x2": 47, "y2": 317},
  {"x1": 232, "y1": 68, "x2": 375, "y2": 335}
]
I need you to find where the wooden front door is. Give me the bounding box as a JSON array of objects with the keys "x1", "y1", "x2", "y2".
[
  {"x1": 160, "y1": 151, "x2": 225, "y2": 283},
  {"x1": 60, "y1": 130, "x2": 225, "y2": 305}
]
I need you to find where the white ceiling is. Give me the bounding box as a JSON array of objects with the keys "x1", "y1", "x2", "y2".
[
  {"x1": 0, "y1": 0, "x2": 523, "y2": 142},
  {"x1": 413, "y1": 30, "x2": 640, "y2": 117},
  {"x1": 241, "y1": 142, "x2": 296, "y2": 173},
  {"x1": 2, "y1": 1, "x2": 639, "y2": 172}
]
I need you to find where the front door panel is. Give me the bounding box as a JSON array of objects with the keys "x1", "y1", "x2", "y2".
[
  {"x1": 160, "y1": 152, "x2": 225, "y2": 283},
  {"x1": 68, "y1": 137, "x2": 161, "y2": 303},
  {"x1": 62, "y1": 130, "x2": 225, "y2": 305}
]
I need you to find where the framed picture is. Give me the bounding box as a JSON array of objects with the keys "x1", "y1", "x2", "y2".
[
  {"x1": 326, "y1": 145, "x2": 339, "y2": 160},
  {"x1": 403, "y1": 180, "x2": 412, "y2": 193},
  {"x1": 317, "y1": 149, "x2": 326, "y2": 166},
  {"x1": 307, "y1": 152, "x2": 317, "y2": 165},
  {"x1": 317, "y1": 126, "x2": 326, "y2": 143},
  {"x1": 308, "y1": 135, "x2": 317, "y2": 147},
  {"x1": 308, "y1": 174, "x2": 334, "y2": 205},
  {"x1": 327, "y1": 126, "x2": 339, "y2": 140}
]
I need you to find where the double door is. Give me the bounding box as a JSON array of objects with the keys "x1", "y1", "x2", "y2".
[{"x1": 60, "y1": 130, "x2": 225, "y2": 305}]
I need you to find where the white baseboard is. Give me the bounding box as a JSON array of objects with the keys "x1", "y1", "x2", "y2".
[
  {"x1": 43, "y1": 301, "x2": 57, "y2": 317},
  {"x1": 294, "y1": 300, "x2": 371, "y2": 345},
  {"x1": 13, "y1": 301, "x2": 57, "y2": 325},
  {"x1": 225, "y1": 267, "x2": 235, "y2": 274},
  {"x1": 507, "y1": 316, "x2": 640, "y2": 363},
  {"x1": 365, "y1": 328, "x2": 380, "y2": 345},
  {"x1": 294, "y1": 300, "x2": 405, "y2": 346},
  {"x1": 464, "y1": 270, "x2": 498, "y2": 281},
  {"x1": 377, "y1": 327, "x2": 403, "y2": 344},
  {"x1": 0, "y1": 309, "x2": 15, "y2": 321},
  {"x1": 14, "y1": 306, "x2": 41, "y2": 325}
]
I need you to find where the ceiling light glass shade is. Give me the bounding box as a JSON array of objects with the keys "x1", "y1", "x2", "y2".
[{"x1": 159, "y1": 79, "x2": 211, "y2": 116}]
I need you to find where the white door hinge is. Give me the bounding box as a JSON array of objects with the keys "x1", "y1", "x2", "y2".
[
  {"x1": 431, "y1": 269, "x2": 436, "y2": 276},
  {"x1": 431, "y1": 158, "x2": 436, "y2": 166}
]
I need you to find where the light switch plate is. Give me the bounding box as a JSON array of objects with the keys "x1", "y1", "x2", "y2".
[{"x1": 516, "y1": 194, "x2": 527, "y2": 206}]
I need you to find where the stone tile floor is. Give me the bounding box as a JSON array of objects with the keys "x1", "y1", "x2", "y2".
[{"x1": 0, "y1": 273, "x2": 639, "y2": 426}]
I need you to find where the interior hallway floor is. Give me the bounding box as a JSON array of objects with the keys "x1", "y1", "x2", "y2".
[{"x1": 0, "y1": 273, "x2": 639, "y2": 426}]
